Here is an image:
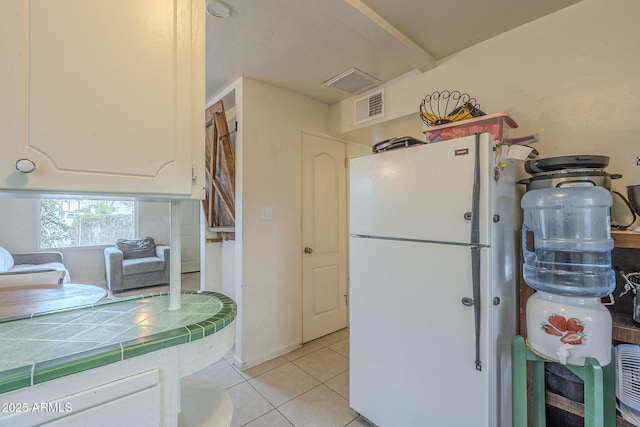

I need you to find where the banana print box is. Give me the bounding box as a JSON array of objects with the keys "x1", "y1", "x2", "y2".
[
  {"x1": 422, "y1": 112, "x2": 517, "y2": 143},
  {"x1": 526, "y1": 291, "x2": 612, "y2": 366}
]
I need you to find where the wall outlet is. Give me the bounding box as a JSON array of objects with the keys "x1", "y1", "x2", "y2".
[
  {"x1": 637, "y1": 156, "x2": 640, "y2": 166},
  {"x1": 260, "y1": 207, "x2": 273, "y2": 221}
]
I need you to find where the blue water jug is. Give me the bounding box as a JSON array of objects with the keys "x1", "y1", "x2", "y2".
[{"x1": 521, "y1": 186, "x2": 615, "y2": 297}]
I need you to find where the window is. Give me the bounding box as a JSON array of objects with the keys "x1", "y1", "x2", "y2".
[{"x1": 40, "y1": 199, "x2": 137, "y2": 249}]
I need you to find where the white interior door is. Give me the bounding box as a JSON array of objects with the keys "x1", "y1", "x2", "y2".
[
  {"x1": 302, "y1": 132, "x2": 348, "y2": 342},
  {"x1": 180, "y1": 200, "x2": 201, "y2": 273}
]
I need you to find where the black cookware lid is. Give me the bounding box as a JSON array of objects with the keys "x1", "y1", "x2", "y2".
[
  {"x1": 525, "y1": 155, "x2": 609, "y2": 174},
  {"x1": 372, "y1": 136, "x2": 425, "y2": 153}
]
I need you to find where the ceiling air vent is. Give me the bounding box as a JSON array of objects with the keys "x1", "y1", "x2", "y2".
[
  {"x1": 354, "y1": 89, "x2": 384, "y2": 125},
  {"x1": 323, "y1": 67, "x2": 380, "y2": 94}
]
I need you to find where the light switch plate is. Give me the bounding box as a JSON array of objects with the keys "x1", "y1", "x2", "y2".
[{"x1": 260, "y1": 207, "x2": 273, "y2": 220}]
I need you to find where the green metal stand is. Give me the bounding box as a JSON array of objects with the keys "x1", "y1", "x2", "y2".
[{"x1": 512, "y1": 335, "x2": 616, "y2": 427}]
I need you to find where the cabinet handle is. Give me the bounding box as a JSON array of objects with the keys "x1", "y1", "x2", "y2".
[{"x1": 15, "y1": 159, "x2": 36, "y2": 174}]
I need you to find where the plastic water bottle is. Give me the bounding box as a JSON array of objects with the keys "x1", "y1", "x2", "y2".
[{"x1": 521, "y1": 186, "x2": 615, "y2": 297}]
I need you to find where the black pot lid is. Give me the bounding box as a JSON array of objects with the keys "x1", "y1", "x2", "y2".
[
  {"x1": 525, "y1": 155, "x2": 609, "y2": 174},
  {"x1": 372, "y1": 136, "x2": 425, "y2": 153},
  {"x1": 527, "y1": 170, "x2": 611, "y2": 180}
]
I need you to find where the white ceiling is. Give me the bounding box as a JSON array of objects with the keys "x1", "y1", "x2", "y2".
[{"x1": 205, "y1": 0, "x2": 581, "y2": 105}]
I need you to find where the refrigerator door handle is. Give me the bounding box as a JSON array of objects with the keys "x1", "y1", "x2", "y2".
[
  {"x1": 471, "y1": 133, "x2": 482, "y2": 372},
  {"x1": 471, "y1": 245, "x2": 482, "y2": 371},
  {"x1": 470, "y1": 133, "x2": 481, "y2": 246}
]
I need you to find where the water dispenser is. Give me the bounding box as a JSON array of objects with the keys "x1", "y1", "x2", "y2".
[
  {"x1": 521, "y1": 186, "x2": 616, "y2": 298},
  {"x1": 521, "y1": 185, "x2": 614, "y2": 366}
]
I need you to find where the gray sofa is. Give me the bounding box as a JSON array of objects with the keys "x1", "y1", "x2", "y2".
[
  {"x1": 104, "y1": 238, "x2": 170, "y2": 293},
  {"x1": 0, "y1": 251, "x2": 70, "y2": 288}
]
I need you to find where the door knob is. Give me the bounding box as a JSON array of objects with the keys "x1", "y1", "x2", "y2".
[{"x1": 304, "y1": 247, "x2": 313, "y2": 254}]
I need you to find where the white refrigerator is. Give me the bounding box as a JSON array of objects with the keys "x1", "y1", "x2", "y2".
[{"x1": 349, "y1": 133, "x2": 519, "y2": 427}]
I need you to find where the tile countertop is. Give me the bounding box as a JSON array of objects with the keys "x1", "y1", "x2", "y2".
[{"x1": 0, "y1": 290, "x2": 237, "y2": 394}]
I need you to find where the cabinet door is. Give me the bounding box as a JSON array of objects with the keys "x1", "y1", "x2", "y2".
[{"x1": 0, "y1": 0, "x2": 204, "y2": 198}]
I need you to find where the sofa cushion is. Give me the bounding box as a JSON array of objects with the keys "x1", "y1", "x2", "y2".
[
  {"x1": 0, "y1": 261, "x2": 70, "y2": 287},
  {"x1": 122, "y1": 257, "x2": 166, "y2": 275},
  {"x1": 7, "y1": 262, "x2": 70, "y2": 283},
  {"x1": 116, "y1": 237, "x2": 156, "y2": 259},
  {"x1": 9, "y1": 261, "x2": 67, "y2": 274},
  {"x1": 0, "y1": 246, "x2": 14, "y2": 272}
]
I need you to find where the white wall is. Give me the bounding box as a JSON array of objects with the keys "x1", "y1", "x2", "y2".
[
  {"x1": 207, "y1": 77, "x2": 372, "y2": 369},
  {"x1": 0, "y1": 198, "x2": 40, "y2": 253},
  {"x1": 331, "y1": 0, "x2": 640, "y2": 228},
  {"x1": 202, "y1": 240, "x2": 237, "y2": 298},
  {"x1": 233, "y1": 77, "x2": 333, "y2": 368}
]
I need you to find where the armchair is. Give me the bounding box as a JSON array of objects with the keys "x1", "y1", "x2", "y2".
[{"x1": 104, "y1": 237, "x2": 170, "y2": 293}]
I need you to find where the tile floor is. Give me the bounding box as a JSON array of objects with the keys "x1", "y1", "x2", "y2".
[
  {"x1": 104, "y1": 274, "x2": 372, "y2": 426},
  {"x1": 98, "y1": 271, "x2": 202, "y2": 300},
  {"x1": 186, "y1": 328, "x2": 373, "y2": 427}
]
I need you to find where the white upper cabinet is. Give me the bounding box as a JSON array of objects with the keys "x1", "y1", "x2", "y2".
[{"x1": 0, "y1": 0, "x2": 205, "y2": 198}]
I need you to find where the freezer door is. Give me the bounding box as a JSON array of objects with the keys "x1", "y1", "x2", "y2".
[
  {"x1": 349, "y1": 133, "x2": 493, "y2": 245},
  {"x1": 349, "y1": 237, "x2": 503, "y2": 427}
]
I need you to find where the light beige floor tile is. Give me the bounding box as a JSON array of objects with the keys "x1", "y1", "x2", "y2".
[
  {"x1": 278, "y1": 384, "x2": 358, "y2": 427},
  {"x1": 314, "y1": 328, "x2": 349, "y2": 347},
  {"x1": 327, "y1": 338, "x2": 349, "y2": 358},
  {"x1": 181, "y1": 272, "x2": 201, "y2": 288},
  {"x1": 292, "y1": 347, "x2": 349, "y2": 382},
  {"x1": 248, "y1": 363, "x2": 320, "y2": 407},
  {"x1": 346, "y1": 416, "x2": 376, "y2": 426},
  {"x1": 185, "y1": 359, "x2": 245, "y2": 390},
  {"x1": 324, "y1": 370, "x2": 349, "y2": 400},
  {"x1": 244, "y1": 409, "x2": 294, "y2": 427},
  {"x1": 241, "y1": 356, "x2": 290, "y2": 379},
  {"x1": 283, "y1": 341, "x2": 324, "y2": 361},
  {"x1": 226, "y1": 382, "x2": 274, "y2": 427}
]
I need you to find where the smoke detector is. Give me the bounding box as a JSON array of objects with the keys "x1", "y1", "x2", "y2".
[{"x1": 323, "y1": 67, "x2": 380, "y2": 94}]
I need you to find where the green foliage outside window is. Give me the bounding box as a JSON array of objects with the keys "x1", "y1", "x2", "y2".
[
  {"x1": 40, "y1": 199, "x2": 73, "y2": 249},
  {"x1": 40, "y1": 199, "x2": 136, "y2": 248}
]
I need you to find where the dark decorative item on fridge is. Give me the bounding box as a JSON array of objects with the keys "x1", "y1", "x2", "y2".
[
  {"x1": 419, "y1": 90, "x2": 485, "y2": 127},
  {"x1": 372, "y1": 136, "x2": 425, "y2": 153}
]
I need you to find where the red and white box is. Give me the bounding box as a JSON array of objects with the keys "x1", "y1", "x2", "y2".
[{"x1": 423, "y1": 112, "x2": 518, "y2": 143}]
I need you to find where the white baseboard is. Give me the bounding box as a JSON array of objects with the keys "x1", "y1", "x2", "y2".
[{"x1": 233, "y1": 340, "x2": 302, "y2": 371}]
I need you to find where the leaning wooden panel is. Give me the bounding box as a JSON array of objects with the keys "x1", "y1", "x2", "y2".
[
  {"x1": 202, "y1": 108, "x2": 217, "y2": 229},
  {"x1": 202, "y1": 100, "x2": 236, "y2": 239},
  {"x1": 214, "y1": 110, "x2": 236, "y2": 214}
]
